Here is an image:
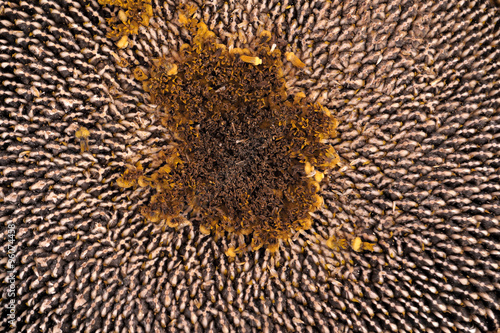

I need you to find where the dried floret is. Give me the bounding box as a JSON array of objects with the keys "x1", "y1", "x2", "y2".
[
  {"x1": 239, "y1": 55, "x2": 262, "y2": 65},
  {"x1": 362, "y1": 242, "x2": 376, "y2": 252},
  {"x1": 116, "y1": 35, "x2": 128, "y2": 49},
  {"x1": 75, "y1": 126, "x2": 90, "y2": 153},
  {"x1": 327, "y1": 235, "x2": 348, "y2": 251},
  {"x1": 165, "y1": 63, "x2": 177, "y2": 76},
  {"x1": 285, "y1": 52, "x2": 306, "y2": 69},
  {"x1": 99, "y1": 0, "x2": 153, "y2": 47},
  {"x1": 123, "y1": 10, "x2": 340, "y2": 250},
  {"x1": 117, "y1": 9, "x2": 127, "y2": 23},
  {"x1": 225, "y1": 247, "x2": 237, "y2": 257},
  {"x1": 351, "y1": 237, "x2": 363, "y2": 252},
  {"x1": 259, "y1": 29, "x2": 272, "y2": 42},
  {"x1": 133, "y1": 67, "x2": 149, "y2": 81},
  {"x1": 116, "y1": 162, "x2": 144, "y2": 188},
  {"x1": 351, "y1": 237, "x2": 377, "y2": 252}
]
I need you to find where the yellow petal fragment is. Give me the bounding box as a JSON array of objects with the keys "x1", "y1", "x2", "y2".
[
  {"x1": 225, "y1": 247, "x2": 237, "y2": 257},
  {"x1": 259, "y1": 29, "x2": 272, "y2": 42},
  {"x1": 363, "y1": 242, "x2": 376, "y2": 252},
  {"x1": 321, "y1": 105, "x2": 331, "y2": 117},
  {"x1": 326, "y1": 236, "x2": 348, "y2": 251},
  {"x1": 180, "y1": 43, "x2": 191, "y2": 52},
  {"x1": 251, "y1": 238, "x2": 264, "y2": 251},
  {"x1": 145, "y1": 4, "x2": 153, "y2": 17},
  {"x1": 238, "y1": 228, "x2": 252, "y2": 236},
  {"x1": 352, "y1": 237, "x2": 363, "y2": 252},
  {"x1": 204, "y1": 31, "x2": 216, "y2": 40},
  {"x1": 116, "y1": 177, "x2": 135, "y2": 188},
  {"x1": 116, "y1": 35, "x2": 129, "y2": 49},
  {"x1": 293, "y1": 92, "x2": 306, "y2": 104},
  {"x1": 199, "y1": 224, "x2": 211, "y2": 235},
  {"x1": 166, "y1": 63, "x2": 178, "y2": 76},
  {"x1": 75, "y1": 126, "x2": 90, "y2": 138},
  {"x1": 300, "y1": 218, "x2": 313, "y2": 230},
  {"x1": 149, "y1": 214, "x2": 160, "y2": 223},
  {"x1": 178, "y1": 13, "x2": 189, "y2": 25},
  {"x1": 285, "y1": 52, "x2": 306, "y2": 68},
  {"x1": 158, "y1": 165, "x2": 172, "y2": 174},
  {"x1": 166, "y1": 216, "x2": 179, "y2": 228},
  {"x1": 304, "y1": 162, "x2": 314, "y2": 175},
  {"x1": 229, "y1": 47, "x2": 250, "y2": 55},
  {"x1": 314, "y1": 171, "x2": 324, "y2": 183},
  {"x1": 215, "y1": 43, "x2": 227, "y2": 51},
  {"x1": 312, "y1": 194, "x2": 324, "y2": 209},
  {"x1": 133, "y1": 67, "x2": 149, "y2": 81},
  {"x1": 141, "y1": 12, "x2": 150, "y2": 26},
  {"x1": 137, "y1": 176, "x2": 150, "y2": 187},
  {"x1": 267, "y1": 243, "x2": 280, "y2": 253},
  {"x1": 118, "y1": 10, "x2": 127, "y2": 24},
  {"x1": 197, "y1": 22, "x2": 208, "y2": 36},
  {"x1": 240, "y1": 55, "x2": 262, "y2": 66}
]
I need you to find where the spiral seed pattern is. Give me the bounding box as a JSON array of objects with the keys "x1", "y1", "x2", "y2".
[{"x1": 1, "y1": 1, "x2": 499, "y2": 333}]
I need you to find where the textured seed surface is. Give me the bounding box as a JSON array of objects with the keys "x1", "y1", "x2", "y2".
[{"x1": 1, "y1": 1, "x2": 500, "y2": 333}]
